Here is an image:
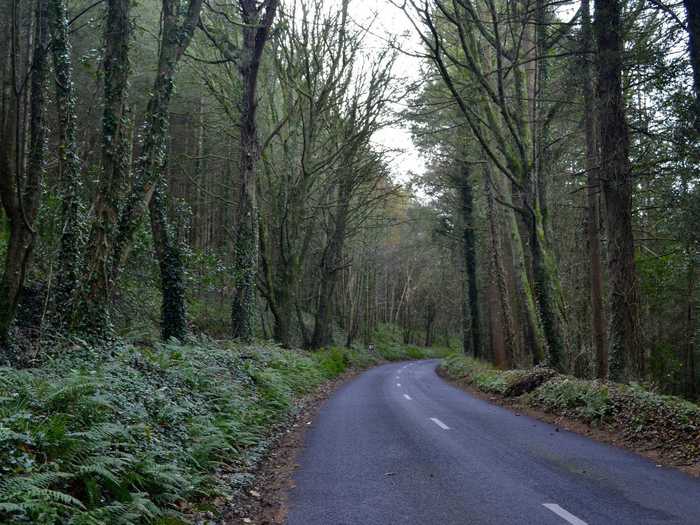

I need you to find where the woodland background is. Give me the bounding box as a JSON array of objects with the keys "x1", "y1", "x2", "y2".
[{"x1": 1, "y1": 0, "x2": 699, "y2": 398}]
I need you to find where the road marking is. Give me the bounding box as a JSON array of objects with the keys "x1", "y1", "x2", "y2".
[
  {"x1": 396, "y1": 383, "x2": 401, "y2": 387},
  {"x1": 403, "y1": 394, "x2": 412, "y2": 400},
  {"x1": 430, "y1": 417, "x2": 450, "y2": 430},
  {"x1": 542, "y1": 504, "x2": 588, "y2": 525}
]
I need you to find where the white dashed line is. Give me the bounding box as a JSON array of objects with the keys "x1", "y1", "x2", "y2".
[
  {"x1": 396, "y1": 383, "x2": 401, "y2": 387},
  {"x1": 430, "y1": 417, "x2": 450, "y2": 430},
  {"x1": 542, "y1": 504, "x2": 588, "y2": 525},
  {"x1": 403, "y1": 394, "x2": 412, "y2": 400}
]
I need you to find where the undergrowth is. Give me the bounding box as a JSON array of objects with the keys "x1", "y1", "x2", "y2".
[
  {"x1": 0, "y1": 338, "x2": 437, "y2": 524},
  {"x1": 440, "y1": 354, "x2": 700, "y2": 465}
]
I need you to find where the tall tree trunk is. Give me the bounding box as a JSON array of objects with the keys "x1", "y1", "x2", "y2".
[
  {"x1": 0, "y1": 0, "x2": 49, "y2": 347},
  {"x1": 484, "y1": 165, "x2": 516, "y2": 365},
  {"x1": 459, "y1": 164, "x2": 481, "y2": 357},
  {"x1": 582, "y1": 0, "x2": 608, "y2": 379},
  {"x1": 311, "y1": 178, "x2": 352, "y2": 349},
  {"x1": 48, "y1": 0, "x2": 83, "y2": 321},
  {"x1": 595, "y1": 0, "x2": 643, "y2": 380},
  {"x1": 684, "y1": 0, "x2": 700, "y2": 133},
  {"x1": 231, "y1": 0, "x2": 279, "y2": 341},
  {"x1": 80, "y1": 0, "x2": 131, "y2": 333}
]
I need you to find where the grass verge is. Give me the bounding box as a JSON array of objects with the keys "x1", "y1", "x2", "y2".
[
  {"x1": 439, "y1": 354, "x2": 700, "y2": 469},
  {"x1": 0, "y1": 338, "x2": 441, "y2": 524}
]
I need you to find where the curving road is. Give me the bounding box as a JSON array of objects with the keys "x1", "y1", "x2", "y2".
[{"x1": 285, "y1": 360, "x2": 700, "y2": 525}]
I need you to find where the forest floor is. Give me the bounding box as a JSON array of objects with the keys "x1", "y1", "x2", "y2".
[{"x1": 0, "y1": 336, "x2": 447, "y2": 525}]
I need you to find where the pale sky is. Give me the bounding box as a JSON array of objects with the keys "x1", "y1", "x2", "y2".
[{"x1": 346, "y1": 0, "x2": 427, "y2": 183}]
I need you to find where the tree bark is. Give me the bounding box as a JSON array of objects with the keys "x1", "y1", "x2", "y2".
[
  {"x1": 0, "y1": 0, "x2": 49, "y2": 347},
  {"x1": 459, "y1": 164, "x2": 481, "y2": 357},
  {"x1": 582, "y1": 0, "x2": 608, "y2": 379},
  {"x1": 48, "y1": 0, "x2": 83, "y2": 320},
  {"x1": 80, "y1": 0, "x2": 131, "y2": 334},
  {"x1": 310, "y1": 178, "x2": 351, "y2": 349},
  {"x1": 149, "y1": 184, "x2": 187, "y2": 341},
  {"x1": 231, "y1": 0, "x2": 279, "y2": 341},
  {"x1": 595, "y1": 0, "x2": 643, "y2": 380}
]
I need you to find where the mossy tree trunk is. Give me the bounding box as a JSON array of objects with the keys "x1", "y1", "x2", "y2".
[
  {"x1": 311, "y1": 176, "x2": 352, "y2": 349},
  {"x1": 0, "y1": 0, "x2": 49, "y2": 347},
  {"x1": 48, "y1": 0, "x2": 83, "y2": 323},
  {"x1": 112, "y1": 0, "x2": 202, "y2": 276},
  {"x1": 112, "y1": 0, "x2": 202, "y2": 342},
  {"x1": 231, "y1": 0, "x2": 279, "y2": 341},
  {"x1": 595, "y1": 0, "x2": 643, "y2": 380},
  {"x1": 80, "y1": 0, "x2": 131, "y2": 335}
]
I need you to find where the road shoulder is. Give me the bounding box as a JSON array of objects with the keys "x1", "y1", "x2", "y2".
[{"x1": 435, "y1": 366, "x2": 700, "y2": 478}]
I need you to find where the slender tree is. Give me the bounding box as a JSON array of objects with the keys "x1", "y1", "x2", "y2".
[
  {"x1": 48, "y1": 0, "x2": 84, "y2": 321},
  {"x1": 113, "y1": 0, "x2": 203, "y2": 341},
  {"x1": 231, "y1": 0, "x2": 279, "y2": 341},
  {"x1": 0, "y1": 0, "x2": 49, "y2": 347}
]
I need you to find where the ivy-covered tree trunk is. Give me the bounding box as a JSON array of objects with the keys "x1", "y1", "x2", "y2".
[
  {"x1": 113, "y1": 0, "x2": 202, "y2": 275},
  {"x1": 149, "y1": 185, "x2": 187, "y2": 341},
  {"x1": 595, "y1": 0, "x2": 643, "y2": 380},
  {"x1": 80, "y1": 0, "x2": 131, "y2": 334},
  {"x1": 0, "y1": 0, "x2": 49, "y2": 347},
  {"x1": 459, "y1": 165, "x2": 480, "y2": 357},
  {"x1": 582, "y1": 0, "x2": 608, "y2": 379},
  {"x1": 231, "y1": 0, "x2": 279, "y2": 341},
  {"x1": 48, "y1": 0, "x2": 83, "y2": 322},
  {"x1": 110, "y1": 0, "x2": 202, "y2": 341}
]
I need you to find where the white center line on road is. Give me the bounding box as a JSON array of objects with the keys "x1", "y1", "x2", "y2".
[
  {"x1": 396, "y1": 383, "x2": 401, "y2": 387},
  {"x1": 430, "y1": 417, "x2": 450, "y2": 430},
  {"x1": 542, "y1": 504, "x2": 588, "y2": 525},
  {"x1": 403, "y1": 394, "x2": 412, "y2": 400}
]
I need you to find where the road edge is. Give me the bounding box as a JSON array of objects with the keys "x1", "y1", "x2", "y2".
[{"x1": 435, "y1": 365, "x2": 700, "y2": 478}]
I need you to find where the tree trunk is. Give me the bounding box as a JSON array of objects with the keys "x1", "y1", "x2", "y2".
[
  {"x1": 112, "y1": 0, "x2": 202, "y2": 275},
  {"x1": 484, "y1": 165, "x2": 516, "y2": 365},
  {"x1": 595, "y1": 0, "x2": 643, "y2": 380},
  {"x1": 311, "y1": 178, "x2": 352, "y2": 349},
  {"x1": 149, "y1": 184, "x2": 187, "y2": 341},
  {"x1": 0, "y1": 0, "x2": 48, "y2": 347},
  {"x1": 231, "y1": 0, "x2": 279, "y2": 341},
  {"x1": 459, "y1": 164, "x2": 480, "y2": 357},
  {"x1": 582, "y1": 0, "x2": 608, "y2": 379},
  {"x1": 80, "y1": 0, "x2": 131, "y2": 333},
  {"x1": 48, "y1": 0, "x2": 83, "y2": 320},
  {"x1": 684, "y1": 0, "x2": 700, "y2": 133}
]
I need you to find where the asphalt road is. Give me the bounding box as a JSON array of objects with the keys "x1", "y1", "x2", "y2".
[{"x1": 285, "y1": 360, "x2": 700, "y2": 525}]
